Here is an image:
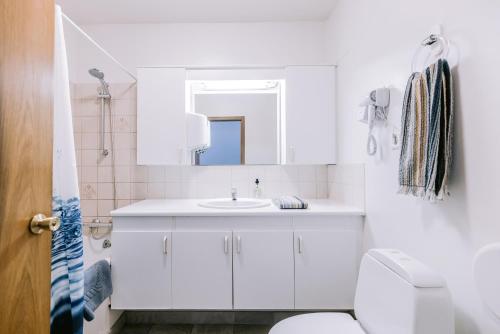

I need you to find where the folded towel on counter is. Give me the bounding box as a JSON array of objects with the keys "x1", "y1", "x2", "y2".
[
  {"x1": 273, "y1": 196, "x2": 309, "y2": 209},
  {"x1": 83, "y1": 260, "x2": 113, "y2": 321},
  {"x1": 399, "y1": 58, "x2": 454, "y2": 201}
]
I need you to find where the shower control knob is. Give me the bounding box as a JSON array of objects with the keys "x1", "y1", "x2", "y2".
[
  {"x1": 103, "y1": 239, "x2": 112, "y2": 249},
  {"x1": 29, "y1": 214, "x2": 61, "y2": 235}
]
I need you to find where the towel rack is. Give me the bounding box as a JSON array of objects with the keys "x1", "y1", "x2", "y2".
[
  {"x1": 83, "y1": 221, "x2": 113, "y2": 228},
  {"x1": 411, "y1": 33, "x2": 450, "y2": 72}
]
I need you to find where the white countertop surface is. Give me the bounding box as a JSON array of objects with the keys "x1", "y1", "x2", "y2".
[{"x1": 111, "y1": 199, "x2": 365, "y2": 217}]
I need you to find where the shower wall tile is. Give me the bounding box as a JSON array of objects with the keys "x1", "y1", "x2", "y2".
[{"x1": 72, "y1": 83, "x2": 331, "y2": 221}]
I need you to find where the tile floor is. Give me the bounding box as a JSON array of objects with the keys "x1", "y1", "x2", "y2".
[{"x1": 120, "y1": 324, "x2": 271, "y2": 334}]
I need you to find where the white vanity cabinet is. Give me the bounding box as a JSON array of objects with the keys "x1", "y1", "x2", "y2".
[
  {"x1": 112, "y1": 230, "x2": 172, "y2": 309},
  {"x1": 111, "y1": 203, "x2": 363, "y2": 311},
  {"x1": 233, "y1": 230, "x2": 294, "y2": 309},
  {"x1": 285, "y1": 65, "x2": 336, "y2": 164},
  {"x1": 171, "y1": 230, "x2": 233, "y2": 309}
]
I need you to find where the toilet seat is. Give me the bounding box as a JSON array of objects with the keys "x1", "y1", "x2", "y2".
[{"x1": 269, "y1": 313, "x2": 366, "y2": 334}]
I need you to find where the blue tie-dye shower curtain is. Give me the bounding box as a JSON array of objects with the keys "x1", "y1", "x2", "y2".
[{"x1": 51, "y1": 6, "x2": 84, "y2": 334}]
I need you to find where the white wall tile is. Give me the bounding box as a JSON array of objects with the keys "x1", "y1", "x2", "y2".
[
  {"x1": 116, "y1": 183, "x2": 131, "y2": 200},
  {"x1": 97, "y1": 200, "x2": 115, "y2": 217},
  {"x1": 165, "y1": 182, "x2": 182, "y2": 198},
  {"x1": 98, "y1": 183, "x2": 114, "y2": 200},
  {"x1": 81, "y1": 117, "x2": 99, "y2": 133},
  {"x1": 81, "y1": 150, "x2": 98, "y2": 166},
  {"x1": 148, "y1": 166, "x2": 166, "y2": 182},
  {"x1": 80, "y1": 183, "x2": 97, "y2": 200},
  {"x1": 131, "y1": 183, "x2": 147, "y2": 200},
  {"x1": 165, "y1": 166, "x2": 181, "y2": 182},
  {"x1": 80, "y1": 200, "x2": 98, "y2": 217},
  {"x1": 147, "y1": 182, "x2": 166, "y2": 198},
  {"x1": 298, "y1": 165, "x2": 317, "y2": 182},
  {"x1": 130, "y1": 166, "x2": 148, "y2": 182},
  {"x1": 114, "y1": 166, "x2": 131, "y2": 182},
  {"x1": 98, "y1": 166, "x2": 113, "y2": 183},
  {"x1": 81, "y1": 166, "x2": 98, "y2": 183},
  {"x1": 81, "y1": 133, "x2": 99, "y2": 149}
]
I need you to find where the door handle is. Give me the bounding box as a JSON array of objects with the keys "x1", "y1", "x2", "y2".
[
  {"x1": 236, "y1": 236, "x2": 241, "y2": 254},
  {"x1": 163, "y1": 236, "x2": 168, "y2": 254},
  {"x1": 298, "y1": 236, "x2": 303, "y2": 254},
  {"x1": 29, "y1": 214, "x2": 60, "y2": 235},
  {"x1": 224, "y1": 235, "x2": 229, "y2": 254}
]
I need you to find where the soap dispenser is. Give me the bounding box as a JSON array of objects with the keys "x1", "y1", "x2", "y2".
[{"x1": 253, "y1": 178, "x2": 262, "y2": 198}]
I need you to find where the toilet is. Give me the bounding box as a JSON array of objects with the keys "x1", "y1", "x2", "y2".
[{"x1": 270, "y1": 249, "x2": 454, "y2": 334}]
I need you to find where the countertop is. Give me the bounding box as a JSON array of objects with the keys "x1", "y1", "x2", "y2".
[{"x1": 111, "y1": 199, "x2": 365, "y2": 217}]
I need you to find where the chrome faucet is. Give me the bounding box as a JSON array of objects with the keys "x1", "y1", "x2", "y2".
[{"x1": 231, "y1": 188, "x2": 237, "y2": 201}]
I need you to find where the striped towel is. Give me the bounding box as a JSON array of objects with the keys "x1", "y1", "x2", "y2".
[
  {"x1": 273, "y1": 196, "x2": 309, "y2": 209},
  {"x1": 399, "y1": 59, "x2": 454, "y2": 201}
]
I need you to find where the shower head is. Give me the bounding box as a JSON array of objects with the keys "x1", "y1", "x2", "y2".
[
  {"x1": 88, "y1": 68, "x2": 110, "y2": 97},
  {"x1": 89, "y1": 68, "x2": 105, "y2": 80}
]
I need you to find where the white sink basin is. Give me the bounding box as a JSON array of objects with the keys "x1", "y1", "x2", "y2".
[{"x1": 199, "y1": 198, "x2": 271, "y2": 209}]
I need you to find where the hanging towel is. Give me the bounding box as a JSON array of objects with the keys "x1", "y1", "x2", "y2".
[
  {"x1": 398, "y1": 59, "x2": 454, "y2": 201},
  {"x1": 51, "y1": 5, "x2": 84, "y2": 334},
  {"x1": 273, "y1": 196, "x2": 309, "y2": 209},
  {"x1": 83, "y1": 260, "x2": 113, "y2": 321}
]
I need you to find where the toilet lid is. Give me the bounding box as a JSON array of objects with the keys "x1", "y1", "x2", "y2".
[
  {"x1": 474, "y1": 243, "x2": 500, "y2": 318},
  {"x1": 269, "y1": 313, "x2": 366, "y2": 334}
]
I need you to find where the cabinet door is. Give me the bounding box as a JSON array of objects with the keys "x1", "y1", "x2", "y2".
[
  {"x1": 172, "y1": 231, "x2": 233, "y2": 309},
  {"x1": 111, "y1": 231, "x2": 172, "y2": 309},
  {"x1": 233, "y1": 231, "x2": 294, "y2": 309},
  {"x1": 285, "y1": 66, "x2": 336, "y2": 164},
  {"x1": 137, "y1": 67, "x2": 187, "y2": 165},
  {"x1": 294, "y1": 230, "x2": 359, "y2": 309}
]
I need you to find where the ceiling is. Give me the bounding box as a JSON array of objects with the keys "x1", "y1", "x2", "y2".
[{"x1": 57, "y1": 0, "x2": 337, "y2": 24}]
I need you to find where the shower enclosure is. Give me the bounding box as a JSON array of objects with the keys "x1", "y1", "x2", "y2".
[{"x1": 62, "y1": 12, "x2": 137, "y2": 245}]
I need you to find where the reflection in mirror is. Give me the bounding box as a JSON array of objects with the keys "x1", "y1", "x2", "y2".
[
  {"x1": 188, "y1": 80, "x2": 282, "y2": 165},
  {"x1": 196, "y1": 117, "x2": 245, "y2": 165}
]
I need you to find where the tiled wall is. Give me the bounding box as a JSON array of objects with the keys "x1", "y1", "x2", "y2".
[
  {"x1": 327, "y1": 164, "x2": 365, "y2": 210},
  {"x1": 72, "y1": 83, "x2": 329, "y2": 222}
]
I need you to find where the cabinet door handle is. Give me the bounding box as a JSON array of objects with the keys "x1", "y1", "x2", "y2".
[
  {"x1": 236, "y1": 236, "x2": 241, "y2": 254},
  {"x1": 163, "y1": 236, "x2": 168, "y2": 254},
  {"x1": 224, "y1": 235, "x2": 229, "y2": 254},
  {"x1": 298, "y1": 236, "x2": 303, "y2": 254}
]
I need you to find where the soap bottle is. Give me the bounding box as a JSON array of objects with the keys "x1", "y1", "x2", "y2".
[{"x1": 253, "y1": 178, "x2": 262, "y2": 198}]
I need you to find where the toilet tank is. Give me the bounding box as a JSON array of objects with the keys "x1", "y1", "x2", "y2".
[{"x1": 354, "y1": 249, "x2": 454, "y2": 334}]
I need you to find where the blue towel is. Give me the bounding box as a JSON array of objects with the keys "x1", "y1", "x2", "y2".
[
  {"x1": 273, "y1": 196, "x2": 309, "y2": 209},
  {"x1": 83, "y1": 260, "x2": 113, "y2": 321}
]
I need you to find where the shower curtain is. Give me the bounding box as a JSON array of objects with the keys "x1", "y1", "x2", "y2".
[{"x1": 50, "y1": 6, "x2": 84, "y2": 334}]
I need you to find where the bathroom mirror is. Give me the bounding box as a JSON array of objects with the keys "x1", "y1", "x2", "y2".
[
  {"x1": 137, "y1": 66, "x2": 336, "y2": 166},
  {"x1": 188, "y1": 80, "x2": 282, "y2": 165}
]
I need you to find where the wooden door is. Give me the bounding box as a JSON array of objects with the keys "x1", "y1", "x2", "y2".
[
  {"x1": 172, "y1": 231, "x2": 233, "y2": 309},
  {"x1": 111, "y1": 231, "x2": 173, "y2": 309},
  {"x1": 0, "y1": 1, "x2": 54, "y2": 333},
  {"x1": 233, "y1": 231, "x2": 294, "y2": 310}
]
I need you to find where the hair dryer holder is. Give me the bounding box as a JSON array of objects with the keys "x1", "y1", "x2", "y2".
[{"x1": 358, "y1": 88, "x2": 390, "y2": 155}]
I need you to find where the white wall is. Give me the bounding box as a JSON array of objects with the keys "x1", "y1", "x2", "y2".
[
  {"x1": 325, "y1": 1, "x2": 500, "y2": 333},
  {"x1": 70, "y1": 21, "x2": 327, "y2": 83},
  {"x1": 195, "y1": 93, "x2": 278, "y2": 164}
]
